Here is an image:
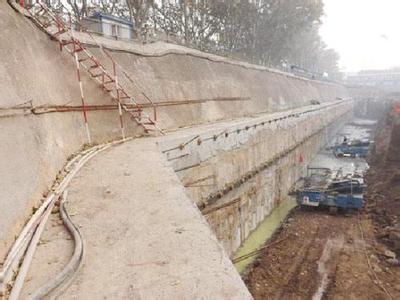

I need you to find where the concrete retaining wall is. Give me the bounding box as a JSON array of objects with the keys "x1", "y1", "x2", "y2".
[
  {"x1": 158, "y1": 102, "x2": 353, "y2": 255},
  {"x1": 1, "y1": 1, "x2": 349, "y2": 262}
]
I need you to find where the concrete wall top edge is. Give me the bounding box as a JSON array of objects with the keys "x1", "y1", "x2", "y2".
[
  {"x1": 75, "y1": 31, "x2": 342, "y2": 88},
  {"x1": 158, "y1": 100, "x2": 348, "y2": 151}
]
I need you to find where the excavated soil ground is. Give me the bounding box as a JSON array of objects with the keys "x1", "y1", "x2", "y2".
[
  {"x1": 244, "y1": 209, "x2": 400, "y2": 299},
  {"x1": 367, "y1": 112, "x2": 400, "y2": 259},
  {"x1": 244, "y1": 115, "x2": 400, "y2": 299}
]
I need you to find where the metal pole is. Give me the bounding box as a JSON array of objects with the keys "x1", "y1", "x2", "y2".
[
  {"x1": 113, "y1": 62, "x2": 125, "y2": 139},
  {"x1": 72, "y1": 38, "x2": 91, "y2": 144}
]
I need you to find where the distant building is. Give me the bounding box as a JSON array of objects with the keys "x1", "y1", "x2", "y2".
[
  {"x1": 82, "y1": 12, "x2": 134, "y2": 40},
  {"x1": 346, "y1": 68, "x2": 400, "y2": 92}
]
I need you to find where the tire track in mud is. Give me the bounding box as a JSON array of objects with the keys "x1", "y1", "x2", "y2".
[
  {"x1": 275, "y1": 226, "x2": 322, "y2": 299},
  {"x1": 244, "y1": 211, "x2": 355, "y2": 300},
  {"x1": 312, "y1": 237, "x2": 345, "y2": 300}
]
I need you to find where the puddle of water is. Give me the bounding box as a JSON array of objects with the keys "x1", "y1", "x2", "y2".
[{"x1": 233, "y1": 198, "x2": 297, "y2": 274}]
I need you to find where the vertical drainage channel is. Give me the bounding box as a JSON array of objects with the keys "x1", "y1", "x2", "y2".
[{"x1": 233, "y1": 198, "x2": 297, "y2": 274}]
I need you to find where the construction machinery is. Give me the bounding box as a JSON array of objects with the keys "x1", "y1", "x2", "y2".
[
  {"x1": 291, "y1": 167, "x2": 364, "y2": 212},
  {"x1": 332, "y1": 139, "x2": 371, "y2": 158},
  {"x1": 297, "y1": 190, "x2": 363, "y2": 212}
]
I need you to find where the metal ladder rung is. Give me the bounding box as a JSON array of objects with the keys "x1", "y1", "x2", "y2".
[
  {"x1": 42, "y1": 22, "x2": 52, "y2": 28},
  {"x1": 61, "y1": 40, "x2": 75, "y2": 46},
  {"x1": 78, "y1": 57, "x2": 91, "y2": 63},
  {"x1": 92, "y1": 73, "x2": 104, "y2": 78},
  {"x1": 34, "y1": 7, "x2": 44, "y2": 15},
  {"x1": 54, "y1": 29, "x2": 67, "y2": 36},
  {"x1": 120, "y1": 89, "x2": 132, "y2": 98}
]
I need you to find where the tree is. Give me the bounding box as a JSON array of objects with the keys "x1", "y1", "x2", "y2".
[
  {"x1": 318, "y1": 48, "x2": 342, "y2": 80},
  {"x1": 253, "y1": 0, "x2": 324, "y2": 66},
  {"x1": 152, "y1": 0, "x2": 222, "y2": 50},
  {"x1": 47, "y1": 0, "x2": 341, "y2": 79},
  {"x1": 66, "y1": 0, "x2": 89, "y2": 21},
  {"x1": 211, "y1": 1, "x2": 258, "y2": 55},
  {"x1": 126, "y1": 0, "x2": 154, "y2": 31}
]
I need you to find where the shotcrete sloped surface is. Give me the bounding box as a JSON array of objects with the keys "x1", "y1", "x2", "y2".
[
  {"x1": 49, "y1": 139, "x2": 250, "y2": 299},
  {"x1": 0, "y1": 1, "x2": 142, "y2": 260}
]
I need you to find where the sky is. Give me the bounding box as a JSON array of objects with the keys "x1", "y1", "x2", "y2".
[{"x1": 320, "y1": 0, "x2": 400, "y2": 73}]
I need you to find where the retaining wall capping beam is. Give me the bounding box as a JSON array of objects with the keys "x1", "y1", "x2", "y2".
[
  {"x1": 162, "y1": 102, "x2": 351, "y2": 175},
  {"x1": 161, "y1": 100, "x2": 348, "y2": 154}
]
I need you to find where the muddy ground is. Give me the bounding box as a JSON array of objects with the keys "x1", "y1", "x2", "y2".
[
  {"x1": 244, "y1": 209, "x2": 400, "y2": 299},
  {"x1": 367, "y1": 111, "x2": 400, "y2": 259},
  {"x1": 244, "y1": 114, "x2": 400, "y2": 299}
]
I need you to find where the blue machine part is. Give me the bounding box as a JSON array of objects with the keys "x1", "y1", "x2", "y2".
[
  {"x1": 298, "y1": 191, "x2": 324, "y2": 207},
  {"x1": 333, "y1": 194, "x2": 363, "y2": 209},
  {"x1": 333, "y1": 144, "x2": 369, "y2": 158},
  {"x1": 297, "y1": 191, "x2": 363, "y2": 210}
]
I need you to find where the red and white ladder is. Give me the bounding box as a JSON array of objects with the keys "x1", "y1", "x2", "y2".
[{"x1": 21, "y1": 1, "x2": 163, "y2": 141}]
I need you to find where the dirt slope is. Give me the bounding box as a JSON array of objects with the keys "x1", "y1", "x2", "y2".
[{"x1": 366, "y1": 108, "x2": 400, "y2": 257}]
